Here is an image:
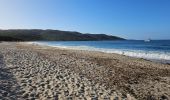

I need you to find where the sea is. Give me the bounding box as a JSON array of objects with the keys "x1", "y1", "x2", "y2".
[{"x1": 34, "y1": 40, "x2": 170, "y2": 64}]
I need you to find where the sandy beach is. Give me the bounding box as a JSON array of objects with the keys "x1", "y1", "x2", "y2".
[{"x1": 0, "y1": 42, "x2": 170, "y2": 100}]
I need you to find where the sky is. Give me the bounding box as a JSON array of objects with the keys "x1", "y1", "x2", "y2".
[{"x1": 0, "y1": 0, "x2": 170, "y2": 40}]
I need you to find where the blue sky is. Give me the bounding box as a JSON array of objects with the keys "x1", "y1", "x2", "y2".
[{"x1": 0, "y1": 0, "x2": 170, "y2": 40}]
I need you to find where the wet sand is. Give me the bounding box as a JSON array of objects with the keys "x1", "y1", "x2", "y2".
[{"x1": 0, "y1": 42, "x2": 170, "y2": 100}]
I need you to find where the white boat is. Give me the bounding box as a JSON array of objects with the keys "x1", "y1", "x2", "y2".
[{"x1": 144, "y1": 38, "x2": 151, "y2": 42}]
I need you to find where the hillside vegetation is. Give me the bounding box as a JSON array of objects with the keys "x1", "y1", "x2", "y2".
[{"x1": 0, "y1": 29, "x2": 124, "y2": 41}]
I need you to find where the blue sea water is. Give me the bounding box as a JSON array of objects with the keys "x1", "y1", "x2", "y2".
[{"x1": 35, "y1": 40, "x2": 170, "y2": 63}]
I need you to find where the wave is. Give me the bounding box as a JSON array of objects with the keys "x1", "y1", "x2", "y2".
[{"x1": 30, "y1": 42, "x2": 170, "y2": 63}]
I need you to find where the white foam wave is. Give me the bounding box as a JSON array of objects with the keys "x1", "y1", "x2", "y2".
[{"x1": 32, "y1": 42, "x2": 170, "y2": 62}]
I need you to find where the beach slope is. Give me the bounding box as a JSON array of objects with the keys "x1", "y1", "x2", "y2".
[{"x1": 0, "y1": 42, "x2": 170, "y2": 100}]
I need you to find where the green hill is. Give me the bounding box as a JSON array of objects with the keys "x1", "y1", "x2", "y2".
[{"x1": 0, "y1": 29, "x2": 125, "y2": 41}]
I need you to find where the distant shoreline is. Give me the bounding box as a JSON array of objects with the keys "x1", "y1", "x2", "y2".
[{"x1": 0, "y1": 29, "x2": 125, "y2": 41}]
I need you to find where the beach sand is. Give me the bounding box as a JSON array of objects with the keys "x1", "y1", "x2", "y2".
[{"x1": 0, "y1": 42, "x2": 170, "y2": 100}]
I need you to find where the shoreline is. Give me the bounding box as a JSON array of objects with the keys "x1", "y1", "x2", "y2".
[
  {"x1": 21, "y1": 42, "x2": 170, "y2": 69},
  {"x1": 26, "y1": 41, "x2": 170, "y2": 65},
  {"x1": 0, "y1": 42, "x2": 170, "y2": 99}
]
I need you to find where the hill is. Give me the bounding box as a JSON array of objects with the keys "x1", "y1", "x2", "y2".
[{"x1": 0, "y1": 29, "x2": 125, "y2": 41}]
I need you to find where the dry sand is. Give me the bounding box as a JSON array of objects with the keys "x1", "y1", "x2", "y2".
[{"x1": 0, "y1": 42, "x2": 170, "y2": 100}]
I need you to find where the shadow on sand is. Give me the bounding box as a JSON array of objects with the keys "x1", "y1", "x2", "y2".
[{"x1": 0, "y1": 54, "x2": 23, "y2": 99}]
